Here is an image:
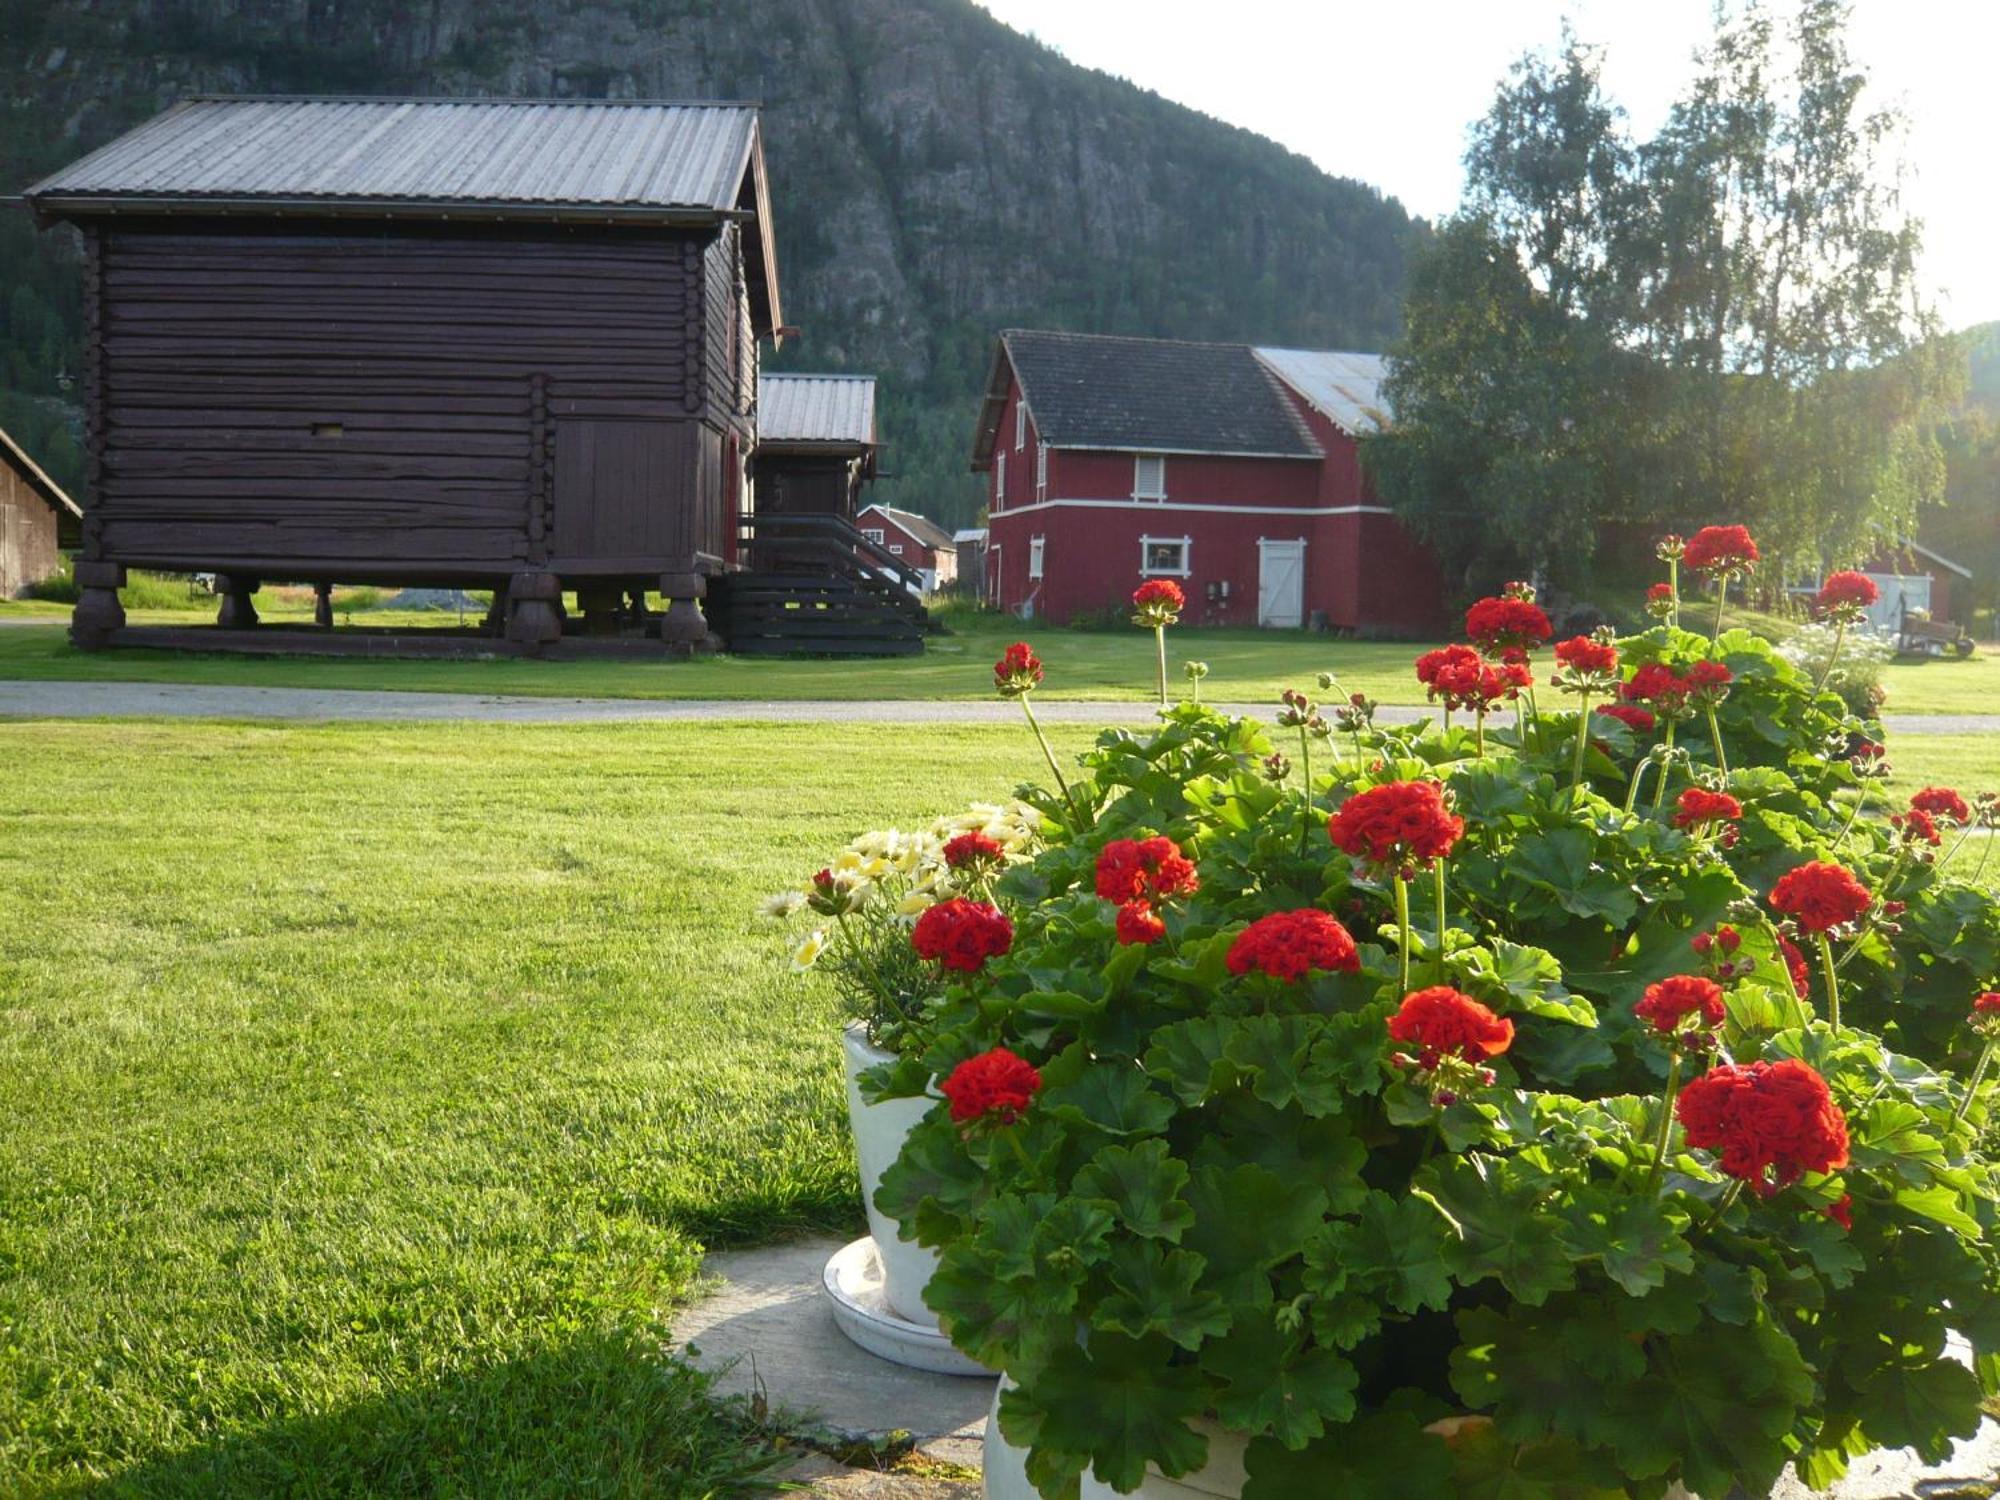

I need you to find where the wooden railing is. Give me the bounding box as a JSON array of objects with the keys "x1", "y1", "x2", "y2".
[{"x1": 734, "y1": 512, "x2": 930, "y2": 598}]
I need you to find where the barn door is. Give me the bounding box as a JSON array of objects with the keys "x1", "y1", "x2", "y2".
[
  {"x1": 1258, "y1": 539, "x2": 1306, "y2": 628},
  {"x1": 551, "y1": 419, "x2": 690, "y2": 564}
]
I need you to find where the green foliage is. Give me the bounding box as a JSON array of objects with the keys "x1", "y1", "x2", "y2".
[
  {"x1": 1372, "y1": 2, "x2": 1960, "y2": 596},
  {"x1": 874, "y1": 612, "x2": 2000, "y2": 1497}
]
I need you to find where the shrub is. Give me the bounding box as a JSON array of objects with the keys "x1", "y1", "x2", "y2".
[
  {"x1": 1780, "y1": 619, "x2": 1892, "y2": 718},
  {"x1": 23, "y1": 562, "x2": 77, "y2": 603},
  {"x1": 868, "y1": 599, "x2": 2000, "y2": 1499}
]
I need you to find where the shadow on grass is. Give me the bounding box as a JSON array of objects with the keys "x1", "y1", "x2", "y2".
[{"x1": 73, "y1": 1331, "x2": 788, "y2": 1500}]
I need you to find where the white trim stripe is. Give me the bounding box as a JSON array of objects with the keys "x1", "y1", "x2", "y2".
[{"x1": 989, "y1": 498, "x2": 1393, "y2": 519}]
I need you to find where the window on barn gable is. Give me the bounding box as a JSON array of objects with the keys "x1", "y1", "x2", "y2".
[
  {"x1": 890, "y1": 544, "x2": 904, "y2": 555},
  {"x1": 1140, "y1": 535, "x2": 1191, "y2": 578},
  {"x1": 995, "y1": 451, "x2": 1007, "y2": 510},
  {"x1": 1133, "y1": 454, "x2": 1166, "y2": 501},
  {"x1": 1036, "y1": 441, "x2": 1049, "y2": 502},
  {"x1": 863, "y1": 527, "x2": 886, "y2": 545},
  {"x1": 1029, "y1": 536, "x2": 1046, "y2": 580},
  {"x1": 1015, "y1": 401, "x2": 1027, "y2": 450}
]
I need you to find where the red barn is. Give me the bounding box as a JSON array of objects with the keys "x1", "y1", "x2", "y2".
[
  {"x1": 970, "y1": 330, "x2": 1442, "y2": 631},
  {"x1": 856, "y1": 504, "x2": 957, "y2": 593}
]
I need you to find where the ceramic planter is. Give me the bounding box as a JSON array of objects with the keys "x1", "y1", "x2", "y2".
[{"x1": 842, "y1": 1020, "x2": 943, "y2": 1325}]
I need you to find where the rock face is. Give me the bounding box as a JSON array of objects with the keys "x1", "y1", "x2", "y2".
[{"x1": 1, "y1": 0, "x2": 1420, "y2": 525}]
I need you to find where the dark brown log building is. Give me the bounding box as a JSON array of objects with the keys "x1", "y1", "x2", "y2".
[{"x1": 25, "y1": 96, "x2": 787, "y2": 651}]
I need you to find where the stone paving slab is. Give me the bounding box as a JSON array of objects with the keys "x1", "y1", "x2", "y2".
[
  {"x1": 670, "y1": 1235, "x2": 993, "y2": 1448},
  {"x1": 0, "y1": 678, "x2": 1992, "y2": 735}
]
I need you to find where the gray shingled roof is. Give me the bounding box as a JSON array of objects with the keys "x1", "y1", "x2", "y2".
[
  {"x1": 758, "y1": 374, "x2": 876, "y2": 448},
  {"x1": 861, "y1": 505, "x2": 956, "y2": 552},
  {"x1": 26, "y1": 97, "x2": 760, "y2": 217},
  {"x1": 974, "y1": 330, "x2": 1322, "y2": 466}
]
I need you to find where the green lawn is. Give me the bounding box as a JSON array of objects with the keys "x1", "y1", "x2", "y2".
[
  {"x1": 0, "y1": 718, "x2": 1097, "y2": 1497},
  {"x1": 2, "y1": 612, "x2": 1995, "y2": 714}
]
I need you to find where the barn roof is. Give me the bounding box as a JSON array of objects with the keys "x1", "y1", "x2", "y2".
[
  {"x1": 25, "y1": 96, "x2": 785, "y2": 332},
  {"x1": 0, "y1": 426, "x2": 82, "y2": 519},
  {"x1": 1252, "y1": 347, "x2": 1391, "y2": 435},
  {"x1": 861, "y1": 504, "x2": 956, "y2": 552},
  {"x1": 758, "y1": 374, "x2": 876, "y2": 449},
  {"x1": 972, "y1": 330, "x2": 1323, "y2": 468}
]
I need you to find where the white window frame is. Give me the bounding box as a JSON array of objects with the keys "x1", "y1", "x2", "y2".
[
  {"x1": 862, "y1": 527, "x2": 885, "y2": 545},
  {"x1": 1028, "y1": 535, "x2": 1046, "y2": 581},
  {"x1": 1132, "y1": 453, "x2": 1167, "y2": 502},
  {"x1": 889, "y1": 543, "x2": 904, "y2": 555},
  {"x1": 1036, "y1": 441, "x2": 1049, "y2": 502},
  {"x1": 1015, "y1": 401, "x2": 1027, "y2": 451},
  {"x1": 994, "y1": 450, "x2": 1006, "y2": 511},
  {"x1": 1139, "y1": 534, "x2": 1192, "y2": 579}
]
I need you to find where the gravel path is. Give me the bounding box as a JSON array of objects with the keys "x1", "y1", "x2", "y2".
[{"x1": 0, "y1": 679, "x2": 1995, "y2": 734}]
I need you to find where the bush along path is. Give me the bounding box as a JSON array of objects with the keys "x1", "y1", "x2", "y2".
[{"x1": 846, "y1": 542, "x2": 2000, "y2": 1500}]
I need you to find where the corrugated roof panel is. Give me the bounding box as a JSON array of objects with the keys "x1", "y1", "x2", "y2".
[
  {"x1": 758, "y1": 374, "x2": 877, "y2": 447},
  {"x1": 26, "y1": 97, "x2": 757, "y2": 214},
  {"x1": 1252, "y1": 347, "x2": 1392, "y2": 434}
]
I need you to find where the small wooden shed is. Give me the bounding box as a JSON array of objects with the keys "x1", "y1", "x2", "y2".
[
  {"x1": 0, "y1": 426, "x2": 81, "y2": 598},
  {"x1": 24, "y1": 96, "x2": 785, "y2": 652},
  {"x1": 751, "y1": 373, "x2": 878, "y2": 518}
]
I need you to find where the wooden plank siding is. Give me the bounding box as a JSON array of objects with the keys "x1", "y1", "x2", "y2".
[{"x1": 90, "y1": 219, "x2": 741, "y2": 584}]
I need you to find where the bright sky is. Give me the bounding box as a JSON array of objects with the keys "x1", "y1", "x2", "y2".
[{"x1": 972, "y1": 0, "x2": 1997, "y2": 330}]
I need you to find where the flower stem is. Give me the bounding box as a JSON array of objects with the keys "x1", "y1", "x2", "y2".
[
  {"x1": 1523, "y1": 683, "x2": 1542, "y2": 753},
  {"x1": 1712, "y1": 575, "x2": 1728, "y2": 641},
  {"x1": 1019, "y1": 694, "x2": 1084, "y2": 829},
  {"x1": 1812, "y1": 617, "x2": 1846, "y2": 697},
  {"x1": 1817, "y1": 932, "x2": 1841, "y2": 1031},
  {"x1": 1568, "y1": 693, "x2": 1593, "y2": 802},
  {"x1": 1647, "y1": 1050, "x2": 1684, "y2": 1193},
  {"x1": 1297, "y1": 725, "x2": 1314, "y2": 857},
  {"x1": 1705, "y1": 704, "x2": 1729, "y2": 778},
  {"x1": 1939, "y1": 823, "x2": 1975, "y2": 871},
  {"x1": 1649, "y1": 721, "x2": 1678, "y2": 812},
  {"x1": 1153, "y1": 624, "x2": 1169, "y2": 708},
  {"x1": 1954, "y1": 1040, "x2": 1996, "y2": 1127},
  {"x1": 1474, "y1": 708, "x2": 1486, "y2": 759},
  {"x1": 1394, "y1": 874, "x2": 1412, "y2": 997},
  {"x1": 1977, "y1": 830, "x2": 1995, "y2": 884},
  {"x1": 1432, "y1": 860, "x2": 1449, "y2": 984},
  {"x1": 1668, "y1": 560, "x2": 1680, "y2": 629},
  {"x1": 1624, "y1": 755, "x2": 1651, "y2": 816},
  {"x1": 1832, "y1": 780, "x2": 1871, "y2": 850},
  {"x1": 1690, "y1": 1180, "x2": 1745, "y2": 1243}
]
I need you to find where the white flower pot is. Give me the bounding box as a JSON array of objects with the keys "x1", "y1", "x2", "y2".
[{"x1": 843, "y1": 1021, "x2": 944, "y2": 1326}]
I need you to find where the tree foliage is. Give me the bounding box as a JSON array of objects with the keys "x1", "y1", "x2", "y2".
[{"x1": 1373, "y1": 1, "x2": 1961, "y2": 599}]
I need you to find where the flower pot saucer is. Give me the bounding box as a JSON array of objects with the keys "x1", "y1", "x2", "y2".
[{"x1": 822, "y1": 1235, "x2": 992, "y2": 1378}]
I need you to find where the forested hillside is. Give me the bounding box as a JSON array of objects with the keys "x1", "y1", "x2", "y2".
[{"x1": 0, "y1": 0, "x2": 1421, "y2": 528}]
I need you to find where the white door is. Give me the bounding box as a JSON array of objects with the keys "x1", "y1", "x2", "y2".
[
  {"x1": 1258, "y1": 540, "x2": 1306, "y2": 628},
  {"x1": 1863, "y1": 573, "x2": 1928, "y2": 633}
]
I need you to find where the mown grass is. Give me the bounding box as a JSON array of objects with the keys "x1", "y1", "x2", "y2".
[
  {"x1": 0, "y1": 612, "x2": 1994, "y2": 715},
  {"x1": 0, "y1": 718, "x2": 1096, "y2": 1498}
]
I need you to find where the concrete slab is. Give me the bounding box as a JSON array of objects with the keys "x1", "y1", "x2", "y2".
[{"x1": 670, "y1": 1234, "x2": 994, "y2": 1446}]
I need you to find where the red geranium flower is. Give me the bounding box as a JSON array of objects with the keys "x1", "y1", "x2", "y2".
[
  {"x1": 1387, "y1": 987, "x2": 1515, "y2": 1063},
  {"x1": 1115, "y1": 901, "x2": 1166, "y2": 946},
  {"x1": 1673, "y1": 786, "x2": 1743, "y2": 830},
  {"x1": 1635, "y1": 974, "x2": 1727, "y2": 1034},
  {"x1": 1682, "y1": 525, "x2": 1760, "y2": 574},
  {"x1": 1094, "y1": 836, "x2": 1199, "y2": 904},
  {"x1": 1415, "y1": 644, "x2": 1483, "y2": 709},
  {"x1": 942, "y1": 831, "x2": 1006, "y2": 870},
  {"x1": 1554, "y1": 636, "x2": 1619, "y2": 675},
  {"x1": 1645, "y1": 582, "x2": 1676, "y2": 617},
  {"x1": 911, "y1": 897, "x2": 1015, "y2": 972},
  {"x1": 994, "y1": 642, "x2": 1044, "y2": 697},
  {"x1": 1675, "y1": 1058, "x2": 1849, "y2": 1192},
  {"x1": 941, "y1": 1047, "x2": 1042, "y2": 1124},
  {"x1": 1464, "y1": 596, "x2": 1553, "y2": 654},
  {"x1": 1596, "y1": 703, "x2": 1657, "y2": 735},
  {"x1": 1779, "y1": 936, "x2": 1812, "y2": 999},
  {"x1": 1622, "y1": 662, "x2": 1691, "y2": 711},
  {"x1": 1327, "y1": 781, "x2": 1464, "y2": 874},
  {"x1": 1911, "y1": 787, "x2": 1971, "y2": 825},
  {"x1": 1769, "y1": 861, "x2": 1872, "y2": 935},
  {"x1": 1132, "y1": 579, "x2": 1185, "y2": 612},
  {"x1": 1825, "y1": 1193, "x2": 1853, "y2": 1231},
  {"x1": 1816, "y1": 571, "x2": 1880, "y2": 614},
  {"x1": 1691, "y1": 925, "x2": 1741, "y2": 958},
  {"x1": 1974, "y1": 993, "x2": 2000, "y2": 1018},
  {"x1": 1225, "y1": 909, "x2": 1360, "y2": 982},
  {"x1": 1892, "y1": 809, "x2": 1943, "y2": 847},
  {"x1": 1686, "y1": 660, "x2": 1733, "y2": 693}
]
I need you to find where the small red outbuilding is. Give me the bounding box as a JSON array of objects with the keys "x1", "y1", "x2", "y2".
[{"x1": 970, "y1": 330, "x2": 1441, "y2": 632}]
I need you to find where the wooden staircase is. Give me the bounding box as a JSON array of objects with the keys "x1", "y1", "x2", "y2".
[{"x1": 708, "y1": 513, "x2": 930, "y2": 656}]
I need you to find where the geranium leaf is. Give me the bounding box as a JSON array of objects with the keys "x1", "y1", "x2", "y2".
[
  {"x1": 1449, "y1": 1302, "x2": 1647, "y2": 1451},
  {"x1": 1852, "y1": 1357, "x2": 1985, "y2": 1462},
  {"x1": 1201, "y1": 1315, "x2": 1359, "y2": 1449},
  {"x1": 1310, "y1": 1190, "x2": 1456, "y2": 1314},
  {"x1": 1241, "y1": 1412, "x2": 1455, "y2": 1500},
  {"x1": 1418, "y1": 1156, "x2": 1577, "y2": 1306},
  {"x1": 1697, "y1": 1260, "x2": 1764, "y2": 1325},
  {"x1": 1030, "y1": 1196, "x2": 1116, "y2": 1274},
  {"x1": 1143, "y1": 1017, "x2": 1240, "y2": 1105},
  {"x1": 1042, "y1": 1065, "x2": 1176, "y2": 1137},
  {"x1": 1445, "y1": 1420, "x2": 1632, "y2": 1500},
  {"x1": 1787, "y1": 1213, "x2": 1864, "y2": 1286},
  {"x1": 1552, "y1": 1190, "x2": 1693, "y2": 1297},
  {"x1": 1092, "y1": 1239, "x2": 1231, "y2": 1350},
  {"x1": 873, "y1": 1121, "x2": 986, "y2": 1246},
  {"x1": 1892, "y1": 1183, "x2": 1983, "y2": 1237},
  {"x1": 1072, "y1": 1139, "x2": 1195, "y2": 1241},
  {"x1": 978, "y1": 1191, "x2": 1053, "y2": 1281},
  {"x1": 924, "y1": 1245, "x2": 1078, "y2": 1370},
  {"x1": 1226, "y1": 1014, "x2": 1343, "y2": 1116},
  {"x1": 1032, "y1": 1335, "x2": 1210, "y2": 1493},
  {"x1": 1185, "y1": 1162, "x2": 1327, "y2": 1306}
]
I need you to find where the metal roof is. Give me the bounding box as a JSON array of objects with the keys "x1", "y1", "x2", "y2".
[
  {"x1": 26, "y1": 96, "x2": 760, "y2": 217},
  {"x1": 1252, "y1": 347, "x2": 1391, "y2": 435},
  {"x1": 973, "y1": 330, "x2": 1322, "y2": 467},
  {"x1": 861, "y1": 504, "x2": 956, "y2": 553},
  {"x1": 758, "y1": 373, "x2": 877, "y2": 448}
]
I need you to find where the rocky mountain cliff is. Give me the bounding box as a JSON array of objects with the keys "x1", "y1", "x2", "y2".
[{"x1": 1, "y1": 0, "x2": 1422, "y2": 527}]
